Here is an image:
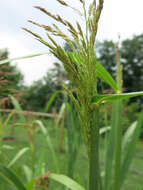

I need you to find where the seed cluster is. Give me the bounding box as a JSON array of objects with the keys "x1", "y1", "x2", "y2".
[{"x1": 23, "y1": 0, "x2": 104, "y2": 154}]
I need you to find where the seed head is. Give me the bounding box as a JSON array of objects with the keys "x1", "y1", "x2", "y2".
[
  {"x1": 79, "y1": 0, "x2": 84, "y2": 3},
  {"x1": 28, "y1": 20, "x2": 43, "y2": 28},
  {"x1": 34, "y1": 6, "x2": 57, "y2": 20},
  {"x1": 56, "y1": 0, "x2": 68, "y2": 6},
  {"x1": 22, "y1": 27, "x2": 42, "y2": 39}
]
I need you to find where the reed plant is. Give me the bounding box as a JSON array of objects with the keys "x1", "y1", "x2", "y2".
[
  {"x1": 22, "y1": 0, "x2": 143, "y2": 190},
  {"x1": 23, "y1": 1, "x2": 104, "y2": 189},
  {"x1": 0, "y1": 0, "x2": 143, "y2": 190}
]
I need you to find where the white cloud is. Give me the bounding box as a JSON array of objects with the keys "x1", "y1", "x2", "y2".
[{"x1": 0, "y1": 32, "x2": 53, "y2": 85}]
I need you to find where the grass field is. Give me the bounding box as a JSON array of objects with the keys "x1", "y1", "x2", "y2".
[{"x1": 1, "y1": 117, "x2": 143, "y2": 190}]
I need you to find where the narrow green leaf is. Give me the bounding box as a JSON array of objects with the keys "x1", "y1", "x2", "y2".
[
  {"x1": 8, "y1": 147, "x2": 29, "y2": 168},
  {"x1": 49, "y1": 173, "x2": 86, "y2": 190},
  {"x1": 96, "y1": 62, "x2": 118, "y2": 92},
  {"x1": 122, "y1": 121, "x2": 137, "y2": 151},
  {"x1": 120, "y1": 110, "x2": 143, "y2": 186},
  {"x1": 104, "y1": 101, "x2": 122, "y2": 190},
  {"x1": 0, "y1": 173, "x2": 12, "y2": 186},
  {"x1": 56, "y1": 103, "x2": 66, "y2": 126},
  {"x1": 3, "y1": 110, "x2": 15, "y2": 127},
  {"x1": 2, "y1": 145, "x2": 14, "y2": 150},
  {"x1": 0, "y1": 165, "x2": 26, "y2": 190},
  {"x1": 26, "y1": 179, "x2": 36, "y2": 190},
  {"x1": 35, "y1": 120, "x2": 60, "y2": 173},
  {"x1": 10, "y1": 96, "x2": 23, "y2": 112},
  {"x1": 92, "y1": 91, "x2": 143, "y2": 104},
  {"x1": 10, "y1": 96, "x2": 26, "y2": 123},
  {"x1": 45, "y1": 90, "x2": 61, "y2": 112},
  {"x1": 34, "y1": 149, "x2": 46, "y2": 177},
  {"x1": 35, "y1": 120, "x2": 47, "y2": 135},
  {"x1": 0, "y1": 52, "x2": 49, "y2": 65},
  {"x1": 23, "y1": 165, "x2": 33, "y2": 182},
  {"x1": 99, "y1": 126, "x2": 110, "y2": 135}
]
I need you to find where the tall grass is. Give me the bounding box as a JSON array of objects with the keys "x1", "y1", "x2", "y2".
[
  {"x1": 0, "y1": 0, "x2": 143, "y2": 189},
  {"x1": 22, "y1": 0, "x2": 143, "y2": 189}
]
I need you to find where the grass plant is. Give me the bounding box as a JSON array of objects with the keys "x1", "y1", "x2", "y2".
[
  {"x1": 0, "y1": 97, "x2": 143, "y2": 189},
  {"x1": 23, "y1": 0, "x2": 143, "y2": 189},
  {"x1": 0, "y1": 0, "x2": 143, "y2": 189}
]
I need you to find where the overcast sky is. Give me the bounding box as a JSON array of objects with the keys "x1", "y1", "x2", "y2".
[{"x1": 1, "y1": 0, "x2": 143, "y2": 85}]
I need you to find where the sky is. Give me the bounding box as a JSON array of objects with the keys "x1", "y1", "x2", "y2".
[{"x1": 0, "y1": 0, "x2": 143, "y2": 85}]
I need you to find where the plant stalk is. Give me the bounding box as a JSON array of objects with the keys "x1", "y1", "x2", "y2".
[
  {"x1": 113, "y1": 41, "x2": 123, "y2": 190},
  {"x1": 89, "y1": 106, "x2": 100, "y2": 190},
  {"x1": 112, "y1": 101, "x2": 122, "y2": 190}
]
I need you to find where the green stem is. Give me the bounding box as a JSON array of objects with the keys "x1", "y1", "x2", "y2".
[
  {"x1": 113, "y1": 101, "x2": 122, "y2": 190},
  {"x1": 113, "y1": 41, "x2": 123, "y2": 190},
  {"x1": 89, "y1": 107, "x2": 100, "y2": 190}
]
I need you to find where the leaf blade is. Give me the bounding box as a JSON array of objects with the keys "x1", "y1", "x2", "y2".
[
  {"x1": 8, "y1": 147, "x2": 29, "y2": 168},
  {"x1": 96, "y1": 62, "x2": 118, "y2": 92},
  {"x1": 10, "y1": 96, "x2": 26, "y2": 123},
  {"x1": 120, "y1": 110, "x2": 143, "y2": 186},
  {"x1": 45, "y1": 90, "x2": 61, "y2": 112},
  {"x1": 49, "y1": 173, "x2": 86, "y2": 190},
  {"x1": 104, "y1": 101, "x2": 122, "y2": 190},
  {"x1": 92, "y1": 91, "x2": 143, "y2": 104},
  {"x1": 0, "y1": 165, "x2": 26, "y2": 190},
  {"x1": 0, "y1": 52, "x2": 49, "y2": 65}
]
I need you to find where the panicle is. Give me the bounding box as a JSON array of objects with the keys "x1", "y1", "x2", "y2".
[{"x1": 56, "y1": 0, "x2": 68, "y2": 6}]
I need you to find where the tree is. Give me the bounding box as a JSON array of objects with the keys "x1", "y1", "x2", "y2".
[
  {"x1": 0, "y1": 48, "x2": 24, "y2": 107},
  {"x1": 96, "y1": 34, "x2": 143, "y2": 106},
  {"x1": 121, "y1": 34, "x2": 143, "y2": 93}
]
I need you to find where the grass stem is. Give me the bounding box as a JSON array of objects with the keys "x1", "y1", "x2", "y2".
[
  {"x1": 89, "y1": 107, "x2": 100, "y2": 190},
  {"x1": 113, "y1": 101, "x2": 122, "y2": 190}
]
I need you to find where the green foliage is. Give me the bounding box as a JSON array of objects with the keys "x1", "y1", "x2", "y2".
[
  {"x1": 22, "y1": 0, "x2": 143, "y2": 190},
  {"x1": 49, "y1": 173, "x2": 85, "y2": 190},
  {"x1": 8, "y1": 147, "x2": 29, "y2": 168},
  {"x1": 0, "y1": 0, "x2": 142, "y2": 190},
  {"x1": 120, "y1": 110, "x2": 143, "y2": 187},
  {"x1": 35, "y1": 120, "x2": 60, "y2": 173},
  {"x1": 65, "y1": 102, "x2": 82, "y2": 178},
  {"x1": 0, "y1": 98, "x2": 143, "y2": 189},
  {"x1": 92, "y1": 91, "x2": 143, "y2": 105},
  {"x1": 0, "y1": 52, "x2": 49, "y2": 65},
  {"x1": 0, "y1": 110, "x2": 15, "y2": 141},
  {"x1": 99, "y1": 100, "x2": 140, "y2": 136},
  {"x1": 96, "y1": 34, "x2": 143, "y2": 105},
  {"x1": 45, "y1": 90, "x2": 61, "y2": 112},
  {"x1": 0, "y1": 165, "x2": 26, "y2": 190}
]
